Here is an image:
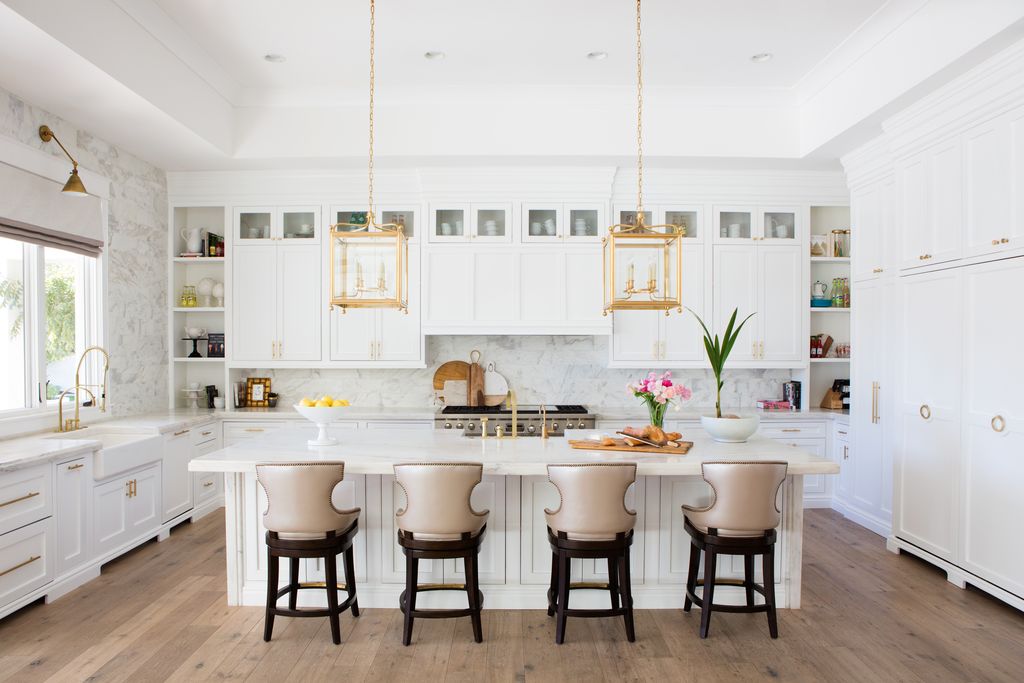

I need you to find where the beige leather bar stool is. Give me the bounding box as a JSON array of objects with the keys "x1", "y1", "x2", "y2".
[
  {"x1": 682, "y1": 461, "x2": 788, "y2": 639},
  {"x1": 546, "y1": 463, "x2": 637, "y2": 644},
  {"x1": 256, "y1": 462, "x2": 360, "y2": 645},
  {"x1": 394, "y1": 463, "x2": 489, "y2": 646}
]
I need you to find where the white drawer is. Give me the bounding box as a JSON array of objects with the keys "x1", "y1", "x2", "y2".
[
  {"x1": 0, "y1": 464, "x2": 52, "y2": 537},
  {"x1": 190, "y1": 422, "x2": 220, "y2": 447},
  {"x1": 758, "y1": 421, "x2": 828, "y2": 439},
  {"x1": 0, "y1": 517, "x2": 54, "y2": 608},
  {"x1": 194, "y1": 472, "x2": 221, "y2": 507},
  {"x1": 833, "y1": 423, "x2": 850, "y2": 442},
  {"x1": 223, "y1": 421, "x2": 298, "y2": 444}
]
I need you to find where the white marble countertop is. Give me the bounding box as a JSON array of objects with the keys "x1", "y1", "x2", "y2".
[
  {"x1": 593, "y1": 405, "x2": 849, "y2": 424},
  {"x1": 189, "y1": 427, "x2": 840, "y2": 477},
  {"x1": 0, "y1": 435, "x2": 99, "y2": 472}
]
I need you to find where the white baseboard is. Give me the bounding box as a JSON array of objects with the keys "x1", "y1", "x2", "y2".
[{"x1": 831, "y1": 499, "x2": 891, "y2": 537}]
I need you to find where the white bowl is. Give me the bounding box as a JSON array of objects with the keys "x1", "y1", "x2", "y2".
[
  {"x1": 700, "y1": 415, "x2": 760, "y2": 443},
  {"x1": 293, "y1": 403, "x2": 348, "y2": 446}
]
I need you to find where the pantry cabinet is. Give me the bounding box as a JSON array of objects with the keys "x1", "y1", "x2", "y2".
[
  {"x1": 962, "y1": 107, "x2": 1024, "y2": 259},
  {"x1": 232, "y1": 243, "x2": 321, "y2": 362},
  {"x1": 896, "y1": 140, "x2": 963, "y2": 269}
]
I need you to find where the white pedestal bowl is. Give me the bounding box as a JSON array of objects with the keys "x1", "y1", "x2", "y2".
[{"x1": 293, "y1": 404, "x2": 348, "y2": 446}]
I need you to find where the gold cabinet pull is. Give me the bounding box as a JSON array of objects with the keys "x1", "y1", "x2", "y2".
[
  {"x1": 871, "y1": 381, "x2": 880, "y2": 424},
  {"x1": 781, "y1": 428, "x2": 801, "y2": 433},
  {"x1": 992, "y1": 415, "x2": 1006, "y2": 433},
  {"x1": 0, "y1": 555, "x2": 40, "y2": 578},
  {"x1": 201, "y1": 430, "x2": 212, "y2": 437},
  {"x1": 919, "y1": 404, "x2": 931, "y2": 420},
  {"x1": 872, "y1": 267, "x2": 883, "y2": 273},
  {"x1": 203, "y1": 481, "x2": 214, "y2": 488},
  {"x1": 244, "y1": 428, "x2": 265, "y2": 433},
  {"x1": 992, "y1": 239, "x2": 1001, "y2": 245},
  {"x1": 0, "y1": 491, "x2": 40, "y2": 509},
  {"x1": 1001, "y1": 238, "x2": 1010, "y2": 244},
  {"x1": 843, "y1": 445, "x2": 849, "y2": 460},
  {"x1": 66, "y1": 463, "x2": 84, "y2": 471},
  {"x1": 173, "y1": 429, "x2": 190, "y2": 436},
  {"x1": 837, "y1": 430, "x2": 848, "y2": 436}
]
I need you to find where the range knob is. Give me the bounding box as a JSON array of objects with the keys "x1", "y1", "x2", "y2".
[
  {"x1": 467, "y1": 422, "x2": 475, "y2": 430},
  {"x1": 527, "y1": 425, "x2": 536, "y2": 433},
  {"x1": 456, "y1": 422, "x2": 464, "y2": 429},
  {"x1": 444, "y1": 422, "x2": 453, "y2": 429},
  {"x1": 551, "y1": 423, "x2": 559, "y2": 431},
  {"x1": 577, "y1": 421, "x2": 587, "y2": 429}
]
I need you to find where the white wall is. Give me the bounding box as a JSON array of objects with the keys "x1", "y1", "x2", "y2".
[{"x1": 0, "y1": 86, "x2": 169, "y2": 416}]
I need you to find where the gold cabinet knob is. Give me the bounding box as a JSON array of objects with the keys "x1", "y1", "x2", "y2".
[
  {"x1": 992, "y1": 239, "x2": 1001, "y2": 245},
  {"x1": 1001, "y1": 237, "x2": 1010, "y2": 244},
  {"x1": 991, "y1": 415, "x2": 1006, "y2": 433},
  {"x1": 872, "y1": 267, "x2": 883, "y2": 273},
  {"x1": 919, "y1": 404, "x2": 931, "y2": 420}
]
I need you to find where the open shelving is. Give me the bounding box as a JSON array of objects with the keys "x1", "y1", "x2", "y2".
[{"x1": 807, "y1": 206, "x2": 851, "y2": 408}]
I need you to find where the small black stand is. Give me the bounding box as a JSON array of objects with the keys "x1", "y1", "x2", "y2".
[{"x1": 182, "y1": 337, "x2": 208, "y2": 358}]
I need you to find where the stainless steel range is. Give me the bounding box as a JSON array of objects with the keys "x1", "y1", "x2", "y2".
[{"x1": 435, "y1": 404, "x2": 596, "y2": 437}]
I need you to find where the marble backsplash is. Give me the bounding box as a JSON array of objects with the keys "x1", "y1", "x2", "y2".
[
  {"x1": 1, "y1": 87, "x2": 168, "y2": 416},
  {"x1": 246, "y1": 336, "x2": 792, "y2": 410}
]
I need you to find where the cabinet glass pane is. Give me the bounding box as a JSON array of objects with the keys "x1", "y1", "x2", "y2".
[
  {"x1": 282, "y1": 211, "x2": 316, "y2": 239},
  {"x1": 569, "y1": 209, "x2": 599, "y2": 237},
  {"x1": 665, "y1": 210, "x2": 697, "y2": 238},
  {"x1": 619, "y1": 210, "x2": 652, "y2": 226},
  {"x1": 381, "y1": 210, "x2": 415, "y2": 238},
  {"x1": 334, "y1": 210, "x2": 369, "y2": 233},
  {"x1": 238, "y1": 212, "x2": 271, "y2": 240},
  {"x1": 435, "y1": 209, "x2": 465, "y2": 237},
  {"x1": 477, "y1": 209, "x2": 506, "y2": 237},
  {"x1": 527, "y1": 209, "x2": 558, "y2": 237},
  {"x1": 719, "y1": 211, "x2": 751, "y2": 239},
  {"x1": 764, "y1": 211, "x2": 796, "y2": 240}
]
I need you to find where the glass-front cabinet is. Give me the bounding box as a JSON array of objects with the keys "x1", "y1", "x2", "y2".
[
  {"x1": 663, "y1": 206, "x2": 702, "y2": 241},
  {"x1": 234, "y1": 206, "x2": 319, "y2": 243},
  {"x1": 235, "y1": 207, "x2": 273, "y2": 242},
  {"x1": 331, "y1": 206, "x2": 417, "y2": 240},
  {"x1": 281, "y1": 207, "x2": 319, "y2": 241},
  {"x1": 430, "y1": 204, "x2": 511, "y2": 243},
  {"x1": 521, "y1": 203, "x2": 605, "y2": 243},
  {"x1": 716, "y1": 206, "x2": 753, "y2": 241},
  {"x1": 714, "y1": 205, "x2": 799, "y2": 243},
  {"x1": 759, "y1": 207, "x2": 799, "y2": 243}
]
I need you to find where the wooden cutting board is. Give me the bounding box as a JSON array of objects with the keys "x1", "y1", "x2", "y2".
[
  {"x1": 467, "y1": 355, "x2": 485, "y2": 407},
  {"x1": 432, "y1": 360, "x2": 470, "y2": 391},
  {"x1": 568, "y1": 439, "x2": 693, "y2": 455}
]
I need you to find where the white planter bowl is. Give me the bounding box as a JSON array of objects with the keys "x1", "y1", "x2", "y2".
[
  {"x1": 701, "y1": 415, "x2": 760, "y2": 443},
  {"x1": 293, "y1": 404, "x2": 348, "y2": 446}
]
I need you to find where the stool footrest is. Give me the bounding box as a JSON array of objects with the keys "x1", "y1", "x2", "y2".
[{"x1": 268, "y1": 594, "x2": 357, "y2": 619}]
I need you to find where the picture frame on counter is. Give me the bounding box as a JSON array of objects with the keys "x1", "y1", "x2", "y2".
[{"x1": 245, "y1": 377, "x2": 272, "y2": 407}]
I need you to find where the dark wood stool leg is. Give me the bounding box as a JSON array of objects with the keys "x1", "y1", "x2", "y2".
[
  {"x1": 555, "y1": 551, "x2": 570, "y2": 644},
  {"x1": 763, "y1": 546, "x2": 778, "y2": 639},
  {"x1": 743, "y1": 554, "x2": 755, "y2": 607},
  {"x1": 607, "y1": 555, "x2": 621, "y2": 610},
  {"x1": 465, "y1": 552, "x2": 483, "y2": 643},
  {"x1": 402, "y1": 553, "x2": 418, "y2": 646},
  {"x1": 263, "y1": 551, "x2": 279, "y2": 642},
  {"x1": 546, "y1": 551, "x2": 558, "y2": 617},
  {"x1": 344, "y1": 545, "x2": 360, "y2": 617},
  {"x1": 683, "y1": 541, "x2": 700, "y2": 612},
  {"x1": 699, "y1": 547, "x2": 717, "y2": 639},
  {"x1": 324, "y1": 552, "x2": 342, "y2": 645},
  {"x1": 288, "y1": 557, "x2": 300, "y2": 611},
  {"x1": 619, "y1": 548, "x2": 636, "y2": 642}
]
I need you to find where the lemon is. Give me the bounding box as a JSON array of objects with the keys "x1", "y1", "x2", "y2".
[
  {"x1": 333, "y1": 399, "x2": 349, "y2": 407},
  {"x1": 320, "y1": 394, "x2": 335, "y2": 404},
  {"x1": 315, "y1": 399, "x2": 331, "y2": 408},
  {"x1": 300, "y1": 397, "x2": 316, "y2": 407}
]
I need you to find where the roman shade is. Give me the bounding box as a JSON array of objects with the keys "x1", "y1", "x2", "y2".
[{"x1": 0, "y1": 160, "x2": 103, "y2": 256}]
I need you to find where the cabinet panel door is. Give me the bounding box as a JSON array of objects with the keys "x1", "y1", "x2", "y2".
[
  {"x1": 564, "y1": 251, "x2": 605, "y2": 323},
  {"x1": 662, "y1": 243, "x2": 705, "y2": 363},
  {"x1": 93, "y1": 477, "x2": 129, "y2": 557},
  {"x1": 894, "y1": 271, "x2": 962, "y2": 562},
  {"x1": 472, "y1": 252, "x2": 516, "y2": 321},
  {"x1": 611, "y1": 310, "x2": 661, "y2": 364},
  {"x1": 128, "y1": 467, "x2": 161, "y2": 537},
  {"x1": 520, "y1": 476, "x2": 580, "y2": 585},
  {"x1": 424, "y1": 251, "x2": 473, "y2": 323},
  {"x1": 581, "y1": 480, "x2": 643, "y2": 582},
  {"x1": 380, "y1": 475, "x2": 444, "y2": 584},
  {"x1": 329, "y1": 308, "x2": 375, "y2": 361},
  {"x1": 961, "y1": 259, "x2": 1024, "y2": 594},
  {"x1": 852, "y1": 184, "x2": 883, "y2": 281},
  {"x1": 928, "y1": 140, "x2": 963, "y2": 266},
  {"x1": 758, "y1": 246, "x2": 802, "y2": 362},
  {"x1": 56, "y1": 458, "x2": 89, "y2": 574},
  {"x1": 161, "y1": 431, "x2": 192, "y2": 523},
  {"x1": 445, "y1": 476, "x2": 506, "y2": 585},
  {"x1": 897, "y1": 153, "x2": 929, "y2": 269},
  {"x1": 377, "y1": 250, "x2": 422, "y2": 361},
  {"x1": 520, "y1": 252, "x2": 563, "y2": 321},
  {"x1": 277, "y1": 245, "x2": 322, "y2": 361},
  {"x1": 964, "y1": 117, "x2": 1011, "y2": 258},
  {"x1": 1010, "y1": 107, "x2": 1024, "y2": 250},
  {"x1": 231, "y1": 245, "x2": 277, "y2": 361},
  {"x1": 850, "y1": 280, "x2": 886, "y2": 518},
  {"x1": 303, "y1": 475, "x2": 368, "y2": 588},
  {"x1": 712, "y1": 246, "x2": 758, "y2": 361}
]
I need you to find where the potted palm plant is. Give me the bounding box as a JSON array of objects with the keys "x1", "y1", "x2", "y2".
[{"x1": 690, "y1": 307, "x2": 761, "y2": 443}]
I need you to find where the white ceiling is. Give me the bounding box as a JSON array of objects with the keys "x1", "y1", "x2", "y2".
[{"x1": 154, "y1": 0, "x2": 885, "y2": 95}]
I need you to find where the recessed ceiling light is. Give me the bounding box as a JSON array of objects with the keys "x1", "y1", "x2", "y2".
[
  {"x1": 750, "y1": 52, "x2": 773, "y2": 63},
  {"x1": 587, "y1": 51, "x2": 608, "y2": 61},
  {"x1": 264, "y1": 53, "x2": 286, "y2": 63},
  {"x1": 424, "y1": 51, "x2": 446, "y2": 60}
]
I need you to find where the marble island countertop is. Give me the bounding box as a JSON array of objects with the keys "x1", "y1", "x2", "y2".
[{"x1": 189, "y1": 427, "x2": 840, "y2": 477}]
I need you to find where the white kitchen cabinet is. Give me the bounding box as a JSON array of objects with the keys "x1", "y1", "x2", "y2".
[
  {"x1": 93, "y1": 464, "x2": 162, "y2": 559},
  {"x1": 192, "y1": 442, "x2": 223, "y2": 511},
  {"x1": 713, "y1": 245, "x2": 757, "y2": 361},
  {"x1": 162, "y1": 429, "x2": 193, "y2": 523},
  {"x1": 960, "y1": 258, "x2": 1024, "y2": 596},
  {"x1": 303, "y1": 475, "x2": 368, "y2": 588},
  {"x1": 893, "y1": 269, "x2": 962, "y2": 562},
  {"x1": 520, "y1": 475, "x2": 580, "y2": 585},
  {"x1": 962, "y1": 107, "x2": 1024, "y2": 259},
  {"x1": 429, "y1": 203, "x2": 512, "y2": 243},
  {"x1": 235, "y1": 206, "x2": 320, "y2": 243},
  {"x1": 897, "y1": 140, "x2": 963, "y2": 269},
  {"x1": 833, "y1": 425, "x2": 851, "y2": 503},
  {"x1": 611, "y1": 310, "x2": 662, "y2": 364},
  {"x1": 522, "y1": 203, "x2": 605, "y2": 243},
  {"x1": 851, "y1": 181, "x2": 887, "y2": 281},
  {"x1": 0, "y1": 463, "x2": 51, "y2": 537},
  {"x1": 380, "y1": 475, "x2": 444, "y2": 584},
  {"x1": 232, "y1": 243, "x2": 321, "y2": 362},
  {"x1": 0, "y1": 518, "x2": 54, "y2": 610},
  {"x1": 474, "y1": 252, "x2": 516, "y2": 321},
  {"x1": 55, "y1": 456, "x2": 89, "y2": 576},
  {"x1": 714, "y1": 206, "x2": 798, "y2": 244},
  {"x1": 444, "y1": 475, "x2": 506, "y2": 585}
]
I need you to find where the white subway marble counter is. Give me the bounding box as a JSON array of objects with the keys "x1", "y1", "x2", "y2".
[{"x1": 190, "y1": 428, "x2": 840, "y2": 477}]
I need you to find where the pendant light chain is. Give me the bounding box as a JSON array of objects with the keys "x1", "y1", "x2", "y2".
[
  {"x1": 635, "y1": 0, "x2": 644, "y2": 219},
  {"x1": 367, "y1": 0, "x2": 376, "y2": 215}
]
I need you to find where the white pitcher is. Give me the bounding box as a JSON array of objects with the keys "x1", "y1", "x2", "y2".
[{"x1": 180, "y1": 227, "x2": 202, "y2": 254}]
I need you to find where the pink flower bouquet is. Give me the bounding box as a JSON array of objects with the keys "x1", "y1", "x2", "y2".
[{"x1": 627, "y1": 371, "x2": 692, "y2": 428}]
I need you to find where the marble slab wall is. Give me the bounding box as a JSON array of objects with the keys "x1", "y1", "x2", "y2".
[
  {"x1": 1, "y1": 88, "x2": 168, "y2": 416},
  {"x1": 247, "y1": 336, "x2": 791, "y2": 410}
]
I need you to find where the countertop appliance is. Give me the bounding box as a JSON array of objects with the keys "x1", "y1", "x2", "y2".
[{"x1": 435, "y1": 404, "x2": 596, "y2": 437}]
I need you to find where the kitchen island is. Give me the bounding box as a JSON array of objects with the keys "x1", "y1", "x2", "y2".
[{"x1": 191, "y1": 428, "x2": 839, "y2": 610}]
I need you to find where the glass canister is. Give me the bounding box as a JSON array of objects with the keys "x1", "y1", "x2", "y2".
[{"x1": 181, "y1": 285, "x2": 198, "y2": 308}]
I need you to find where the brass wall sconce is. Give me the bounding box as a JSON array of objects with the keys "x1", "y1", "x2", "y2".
[{"x1": 38, "y1": 124, "x2": 88, "y2": 196}]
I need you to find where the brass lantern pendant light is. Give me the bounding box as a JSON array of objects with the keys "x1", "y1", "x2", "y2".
[
  {"x1": 602, "y1": 0, "x2": 684, "y2": 316},
  {"x1": 329, "y1": 0, "x2": 409, "y2": 314}
]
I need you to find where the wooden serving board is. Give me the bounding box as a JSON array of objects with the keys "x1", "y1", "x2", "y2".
[
  {"x1": 568, "y1": 439, "x2": 693, "y2": 455},
  {"x1": 432, "y1": 360, "x2": 470, "y2": 390}
]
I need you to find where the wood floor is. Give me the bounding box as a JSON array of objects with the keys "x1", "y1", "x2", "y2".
[{"x1": 1, "y1": 510, "x2": 1023, "y2": 682}]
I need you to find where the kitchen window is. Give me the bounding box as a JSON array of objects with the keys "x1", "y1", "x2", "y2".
[{"x1": 0, "y1": 235, "x2": 102, "y2": 416}]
